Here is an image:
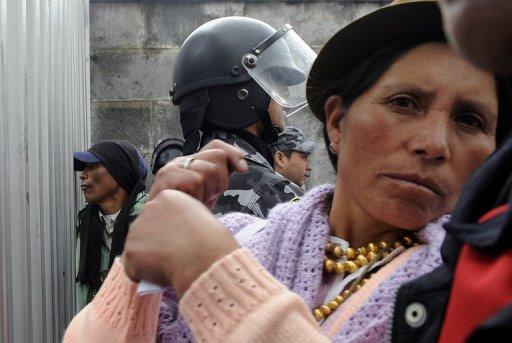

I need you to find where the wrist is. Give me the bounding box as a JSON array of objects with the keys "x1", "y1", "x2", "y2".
[{"x1": 171, "y1": 232, "x2": 240, "y2": 298}]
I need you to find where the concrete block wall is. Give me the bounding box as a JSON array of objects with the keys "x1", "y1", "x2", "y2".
[{"x1": 90, "y1": 1, "x2": 385, "y2": 187}]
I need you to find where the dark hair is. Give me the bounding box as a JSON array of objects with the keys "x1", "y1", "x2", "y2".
[
  {"x1": 321, "y1": 37, "x2": 512, "y2": 170},
  {"x1": 271, "y1": 148, "x2": 294, "y2": 159},
  {"x1": 279, "y1": 150, "x2": 294, "y2": 159}
]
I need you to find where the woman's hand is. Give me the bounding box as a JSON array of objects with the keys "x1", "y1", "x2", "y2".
[
  {"x1": 123, "y1": 189, "x2": 240, "y2": 297},
  {"x1": 149, "y1": 139, "x2": 248, "y2": 209}
]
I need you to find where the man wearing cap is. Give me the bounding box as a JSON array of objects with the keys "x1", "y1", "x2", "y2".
[
  {"x1": 73, "y1": 140, "x2": 147, "y2": 311},
  {"x1": 270, "y1": 126, "x2": 314, "y2": 189}
]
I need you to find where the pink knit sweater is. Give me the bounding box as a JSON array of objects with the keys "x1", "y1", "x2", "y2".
[
  {"x1": 63, "y1": 251, "x2": 328, "y2": 342},
  {"x1": 64, "y1": 244, "x2": 424, "y2": 343}
]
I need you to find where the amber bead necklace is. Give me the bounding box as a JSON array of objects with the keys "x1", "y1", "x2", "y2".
[{"x1": 313, "y1": 235, "x2": 418, "y2": 321}]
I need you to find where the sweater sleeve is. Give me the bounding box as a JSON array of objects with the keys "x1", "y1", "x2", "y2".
[
  {"x1": 63, "y1": 259, "x2": 162, "y2": 343},
  {"x1": 219, "y1": 212, "x2": 261, "y2": 235},
  {"x1": 179, "y1": 249, "x2": 330, "y2": 343}
]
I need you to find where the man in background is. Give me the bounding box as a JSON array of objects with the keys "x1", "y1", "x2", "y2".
[
  {"x1": 270, "y1": 126, "x2": 314, "y2": 189},
  {"x1": 73, "y1": 140, "x2": 147, "y2": 311}
]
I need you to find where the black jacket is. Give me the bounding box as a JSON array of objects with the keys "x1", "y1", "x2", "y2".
[{"x1": 392, "y1": 137, "x2": 512, "y2": 342}]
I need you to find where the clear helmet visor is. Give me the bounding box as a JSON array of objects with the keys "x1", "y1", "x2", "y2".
[{"x1": 242, "y1": 24, "x2": 317, "y2": 117}]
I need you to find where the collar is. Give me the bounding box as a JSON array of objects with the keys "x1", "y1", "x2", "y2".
[
  {"x1": 329, "y1": 235, "x2": 349, "y2": 249},
  {"x1": 232, "y1": 129, "x2": 275, "y2": 167},
  {"x1": 99, "y1": 209, "x2": 121, "y2": 224},
  {"x1": 205, "y1": 131, "x2": 274, "y2": 169}
]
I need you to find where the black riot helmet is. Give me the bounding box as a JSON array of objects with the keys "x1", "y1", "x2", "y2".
[
  {"x1": 150, "y1": 137, "x2": 184, "y2": 175},
  {"x1": 170, "y1": 17, "x2": 316, "y2": 154}
]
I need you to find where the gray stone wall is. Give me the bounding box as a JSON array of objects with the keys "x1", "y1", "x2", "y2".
[{"x1": 90, "y1": 1, "x2": 384, "y2": 187}]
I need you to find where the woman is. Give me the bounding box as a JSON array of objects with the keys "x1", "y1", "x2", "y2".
[{"x1": 64, "y1": 1, "x2": 511, "y2": 342}]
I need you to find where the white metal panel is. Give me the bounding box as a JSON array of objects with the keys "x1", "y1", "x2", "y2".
[{"x1": 0, "y1": 0, "x2": 90, "y2": 341}]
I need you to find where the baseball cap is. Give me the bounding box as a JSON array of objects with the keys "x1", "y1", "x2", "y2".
[
  {"x1": 270, "y1": 126, "x2": 315, "y2": 154},
  {"x1": 73, "y1": 150, "x2": 101, "y2": 171}
]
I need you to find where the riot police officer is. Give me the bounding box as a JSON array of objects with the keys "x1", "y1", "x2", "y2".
[{"x1": 170, "y1": 16, "x2": 316, "y2": 218}]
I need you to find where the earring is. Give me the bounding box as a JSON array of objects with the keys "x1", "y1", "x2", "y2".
[{"x1": 329, "y1": 143, "x2": 338, "y2": 156}]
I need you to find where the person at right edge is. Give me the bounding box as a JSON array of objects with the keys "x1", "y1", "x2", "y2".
[
  {"x1": 167, "y1": 17, "x2": 316, "y2": 218},
  {"x1": 392, "y1": 0, "x2": 512, "y2": 341}
]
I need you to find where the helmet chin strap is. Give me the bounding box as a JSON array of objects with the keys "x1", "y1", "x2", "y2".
[{"x1": 254, "y1": 104, "x2": 280, "y2": 144}]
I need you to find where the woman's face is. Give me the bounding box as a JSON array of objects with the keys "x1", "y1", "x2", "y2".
[{"x1": 327, "y1": 42, "x2": 498, "y2": 230}]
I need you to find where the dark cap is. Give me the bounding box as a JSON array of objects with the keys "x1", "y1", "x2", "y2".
[
  {"x1": 74, "y1": 140, "x2": 147, "y2": 194},
  {"x1": 73, "y1": 150, "x2": 101, "y2": 171},
  {"x1": 270, "y1": 126, "x2": 315, "y2": 154}
]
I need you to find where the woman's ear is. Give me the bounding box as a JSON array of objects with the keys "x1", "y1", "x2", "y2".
[{"x1": 324, "y1": 95, "x2": 345, "y2": 154}]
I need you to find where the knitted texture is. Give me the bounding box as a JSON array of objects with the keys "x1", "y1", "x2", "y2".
[
  {"x1": 63, "y1": 259, "x2": 162, "y2": 343},
  {"x1": 179, "y1": 249, "x2": 287, "y2": 342},
  {"x1": 157, "y1": 185, "x2": 331, "y2": 342},
  {"x1": 327, "y1": 219, "x2": 447, "y2": 342},
  {"x1": 157, "y1": 184, "x2": 446, "y2": 342}
]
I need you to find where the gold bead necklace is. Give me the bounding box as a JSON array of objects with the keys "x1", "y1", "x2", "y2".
[{"x1": 314, "y1": 235, "x2": 418, "y2": 321}]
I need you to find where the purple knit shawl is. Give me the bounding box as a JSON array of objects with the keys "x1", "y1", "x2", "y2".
[{"x1": 157, "y1": 185, "x2": 446, "y2": 342}]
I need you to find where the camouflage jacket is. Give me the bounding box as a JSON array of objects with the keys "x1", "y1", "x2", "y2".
[{"x1": 203, "y1": 131, "x2": 304, "y2": 218}]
